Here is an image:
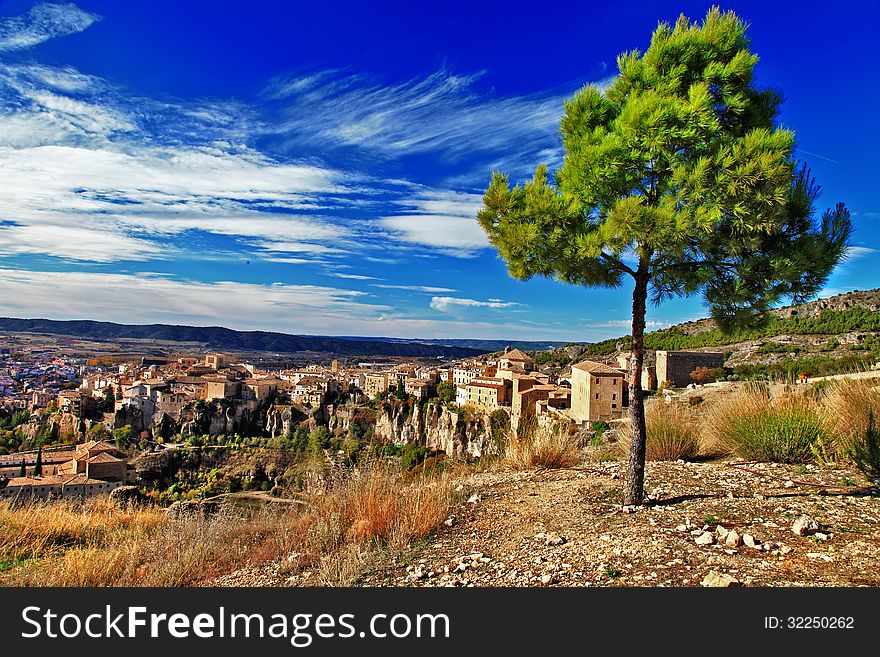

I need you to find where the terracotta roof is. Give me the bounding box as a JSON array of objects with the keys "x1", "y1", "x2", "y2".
[
  {"x1": 87, "y1": 452, "x2": 123, "y2": 464},
  {"x1": 2, "y1": 473, "x2": 110, "y2": 487},
  {"x1": 571, "y1": 360, "x2": 626, "y2": 375},
  {"x1": 503, "y1": 348, "x2": 534, "y2": 363}
]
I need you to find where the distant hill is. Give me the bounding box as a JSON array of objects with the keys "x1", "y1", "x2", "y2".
[
  {"x1": 0, "y1": 318, "x2": 486, "y2": 358},
  {"x1": 532, "y1": 288, "x2": 880, "y2": 378},
  {"x1": 330, "y1": 336, "x2": 570, "y2": 351}
]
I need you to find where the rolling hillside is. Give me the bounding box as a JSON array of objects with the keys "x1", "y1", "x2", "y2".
[
  {"x1": 535, "y1": 289, "x2": 880, "y2": 378},
  {"x1": 0, "y1": 318, "x2": 485, "y2": 358}
]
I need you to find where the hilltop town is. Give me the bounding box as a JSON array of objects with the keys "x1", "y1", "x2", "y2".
[
  {"x1": 0, "y1": 321, "x2": 731, "y2": 501},
  {"x1": 1, "y1": 316, "x2": 879, "y2": 588}
]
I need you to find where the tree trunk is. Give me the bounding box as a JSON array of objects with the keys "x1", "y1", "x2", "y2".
[{"x1": 624, "y1": 268, "x2": 649, "y2": 506}]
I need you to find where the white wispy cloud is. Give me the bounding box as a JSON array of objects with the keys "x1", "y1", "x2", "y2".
[
  {"x1": 380, "y1": 189, "x2": 488, "y2": 256},
  {"x1": 844, "y1": 245, "x2": 878, "y2": 260},
  {"x1": 374, "y1": 284, "x2": 457, "y2": 293},
  {"x1": 265, "y1": 69, "x2": 580, "y2": 166},
  {"x1": 329, "y1": 273, "x2": 380, "y2": 280},
  {"x1": 587, "y1": 319, "x2": 671, "y2": 330},
  {"x1": 0, "y1": 268, "x2": 387, "y2": 331},
  {"x1": 0, "y1": 267, "x2": 584, "y2": 340},
  {"x1": 430, "y1": 296, "x2": 520, "y2": 311},
  {"x1": 0, "y1": 2, "x2": 98, "y2": 52}
]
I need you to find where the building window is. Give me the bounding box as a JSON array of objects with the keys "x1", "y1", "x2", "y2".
[
  {"x1": 595, "y1": 393, "x2": 600, "y2": 400},
  {"x1": 612, "y1": 403, "x2": 618, "y2": 408},
  {"x1": 612, "y1": 393, "x2": 617, "y2": 401}
]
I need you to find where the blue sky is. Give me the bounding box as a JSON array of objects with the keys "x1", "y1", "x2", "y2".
[{"x1": 0, "y1": 0, "x2": 876, "y2": 342}]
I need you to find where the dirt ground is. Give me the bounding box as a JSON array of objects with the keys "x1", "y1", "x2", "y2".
[{"x1": 211, "y1": 458, "x2": 880, "y2": 588}]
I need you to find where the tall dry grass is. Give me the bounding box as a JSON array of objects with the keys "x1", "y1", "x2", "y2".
[
  {"x1": 617, "y1": 402, "x2": 701, "y2": 461},
  {"x1": 505, "y1": 420, "x2": 580, "y2": 470},
  {"x1": 816, "y1": 379, "x2": 880, "y2": 459},
  {"x1": 0, "y1": 462, "x2": 453, "y2": 587},
  {"x1": 705, "y1": 385, "x2": 827, "y2": 463}
]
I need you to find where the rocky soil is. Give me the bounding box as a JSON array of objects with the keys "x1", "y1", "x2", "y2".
[{"x1": 209, "y1": 458, "x2": 880, "y2": 588}]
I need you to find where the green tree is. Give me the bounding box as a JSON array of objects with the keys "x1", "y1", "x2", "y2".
[
  {"x1": 102, "y1": 386, "x2": 116, "y2": 413},
  {"x1": 33, "y1": 445, "x2": 42, "y2": 477},
  {"x1": 477, "y1": 8, "x2": 851, "y2": 504},
  {"x1": 436, "y1": 381, "x2": 456, "y2": 403},
  {"x1": 113, "y1": 424, "x2": 134, "y2": 450},
  {"x1": 19, "y1": 457, "x2": 25, "y2": 477}
]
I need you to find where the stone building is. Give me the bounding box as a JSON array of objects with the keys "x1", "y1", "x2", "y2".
[
  {"x1": 569, "y1": 360, "x2": 627, "y2": 422},
  {"x1": 655, "y1": 350, "x2": 724, "y2": 388}
]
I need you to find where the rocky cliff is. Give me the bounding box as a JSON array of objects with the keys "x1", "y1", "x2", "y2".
[{"x1": 328, "y1": 400, "x2": 496, "y2": 457}]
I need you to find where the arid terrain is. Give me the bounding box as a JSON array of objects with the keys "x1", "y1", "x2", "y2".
[{"x1": 209, "y1": 457, "x2": 880, "y2": 588}]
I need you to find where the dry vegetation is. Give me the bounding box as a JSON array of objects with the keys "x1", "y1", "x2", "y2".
[
  {"x1": 617, "y1": 403, "x2": 701, "y2": 461},
  {"x1": 504, "y1": 421, "x2": 580, "y2": 470},
  {"x1": 0, "y1": 463, "x2": 453, "y2": 587},
  {"x1": 701, "y1": 380, "x2": 880, "y2": 475},
  {"x1": 5, "y1": 378, "x2": 880, "y2": 587}
]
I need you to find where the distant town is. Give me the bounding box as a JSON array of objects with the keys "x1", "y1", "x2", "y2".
[{"x1": 0, "y1": 332, "x2": 727, "y2": 501}]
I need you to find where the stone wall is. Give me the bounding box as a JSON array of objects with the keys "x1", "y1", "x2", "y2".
[{"x1": 655, "y1": 350, "x2": 724, "y2": 387}]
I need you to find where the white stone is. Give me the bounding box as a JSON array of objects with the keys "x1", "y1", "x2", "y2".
[
  {"x1": 701, "y1": 570, "x2": 741, "y2": 587},
  {"x1": 791, "y1": 514, "x2": 819, "y2": 536},
  {"x1": 725, "y1": 530, "x2": 743, "y2": 547},
  {"x1": 695, "y1": 531, "x2": 715, "y2": 546}
]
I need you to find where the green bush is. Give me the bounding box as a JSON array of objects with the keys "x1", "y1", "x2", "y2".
[
  {"x1": 708, "y1": 390, "x2": 826, "y2": 463},
  {"x1": 399, "y1": 442, "x2": 427, "y2": 471},
  {"x1": 436, "y1": 382, "x2": 456, "y2": 403},
  {"x1": 847, "y1": 413, "x2": 880, "y2": 480}
]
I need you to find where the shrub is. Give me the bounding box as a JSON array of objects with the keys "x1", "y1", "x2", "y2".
[
  {"x1": 707, "y1": 387, "x2": 826, "y2": 463},
  {"x1": 0, "y1": 464, "x2": 453, "y2": 586},
  {"x1": 436, "y1": 382, "x2": 456, "y2": 403},
  {"x1": 847, "y1": 413, "x2": 880, "y2": 480},
  {"x1": 399, "y1": 441, "x2": 427, "y2": 471},
  {"x1": 690, "y1": 367, "x2": 714, "y2": 385},
  {"x1": 506, "y1": 422, "x2": 579, "y2": 470},
  {"x1": 618, "y1": 403, "x2": 700, "y2": 461},
  {"x1": 817, "y1": 379, "x2": 880, "y2": 462}
]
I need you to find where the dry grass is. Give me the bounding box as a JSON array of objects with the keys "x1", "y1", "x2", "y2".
[
  {"x1": 506, "y1": 421, "x2": 580, "y2": 470},
  {"x1": 817, "y1": 379, "x2": 880, "y2": 459},
  {"x1": 304, "y1": 462, "x2": 453, "y2": 553},
  {"x1": 705, "y1": 385, "x2": 827, "y2": 463},
  {"x1": 0, "y1": 463, "x2": 453, "y2": 587},
  {"x1": 617, "y1": 403, "x2": 701, "y2": 461}
]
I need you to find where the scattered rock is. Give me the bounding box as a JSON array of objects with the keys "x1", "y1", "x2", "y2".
[
  {"x1": 467, "y1": 493, "x2": 481, "y2": 504},
  {"x1": 695, "y1": 532, "x2": 715, "y2": 546},
  {"x1": 743, "y1": 534, "x2": 759, "y2": 549},
  {"x1": 725, "y1": 530, "x2": 743, "y2": 547},
  {"x1": 701, "y1": 571, "x2": 742, "y2": 587},
  {"x1": 792, "y1": 514, "x2": 819, "y2": 536},
  {"x1": 545, "y1": 532, "x2": 567, "y2": 546},
  {"x1": 540, "y1": 573, "x2": 554, "y2": 586},
  {"x1": 443, "y1": 516, "x2": 456, "y2": 527},
  {"x1": 109, "y1": 485, "x2": 148, "y2": 505}
]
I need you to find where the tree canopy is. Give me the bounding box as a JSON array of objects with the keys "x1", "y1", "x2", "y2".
[
  {"x1": 478, "y1": 7, "x2": 851, "y2": 504},
  {"x1": 478, "y1": 7, "x2": 850, "y2": 330}
]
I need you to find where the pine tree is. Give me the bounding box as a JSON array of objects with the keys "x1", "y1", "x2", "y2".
[
  {"x1": 19, "y1": 457, "x2": 25, "y2": 477},
  {"x1": 478, "y1": 7, "x2": 851, "y2": 504},
  {"x1": 33, "y1": 445, "x2": 43, "y2": 477}
]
